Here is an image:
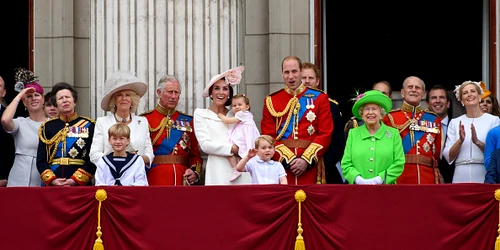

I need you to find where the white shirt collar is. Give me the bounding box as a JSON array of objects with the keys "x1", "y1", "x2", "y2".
[{"x1": 255, "y1": 156, "x2": 275, "y2": 164}]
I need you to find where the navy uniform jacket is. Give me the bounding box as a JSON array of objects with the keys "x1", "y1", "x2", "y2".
[
  {"x1": 37, "y1": 113, "x2": 96, "y2": 186},
  {"x1": 324, "y1": 99, "x2": 346, "y2": 184}
]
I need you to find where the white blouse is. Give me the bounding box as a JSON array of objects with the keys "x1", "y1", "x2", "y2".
[{"x1": 89, "y1": 113, "x2": 154, "y2": 166}]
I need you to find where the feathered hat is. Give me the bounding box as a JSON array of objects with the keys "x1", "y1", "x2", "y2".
[{"x1": 14, "y1": 68, "x2": 44, "y2": 94}]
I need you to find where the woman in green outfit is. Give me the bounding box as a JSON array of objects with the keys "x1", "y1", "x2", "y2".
[{"x1": 341, "y1": 90, "x2": 405, "y2": 184}]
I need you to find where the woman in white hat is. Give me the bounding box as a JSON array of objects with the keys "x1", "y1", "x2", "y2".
[
  {"x1": 89, "y1": 70, "x2": 154, "y2": 168},
  {"x1": 193, "y1": 66, "x2": 252, "y2": 185}
]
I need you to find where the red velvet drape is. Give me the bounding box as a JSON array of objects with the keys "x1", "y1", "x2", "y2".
[{"x1": 1, "y1": 184, "x2": 499, "y2": 250}]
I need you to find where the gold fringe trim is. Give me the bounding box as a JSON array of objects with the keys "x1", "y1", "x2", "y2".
[
  {"x1": 294, "y1": 190, "x2": 307, "y2": 250},
  {"x1": 494, "y1": 189, "x2": 500, "y2": 250},
  {"x1": 93, "y1": 189, "x2": 107, "y2": 250}
]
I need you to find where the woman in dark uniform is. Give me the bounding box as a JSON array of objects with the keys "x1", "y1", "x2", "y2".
[{"x1": 37, "y1": 82, "x2": 96, "y2": 186}]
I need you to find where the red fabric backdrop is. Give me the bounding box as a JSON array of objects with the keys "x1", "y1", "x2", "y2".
[{"x1": 1, "y1": 184, "x2": 499, "y2": 250}]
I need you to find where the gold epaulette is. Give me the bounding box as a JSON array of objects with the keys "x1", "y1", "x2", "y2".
[
  {"x1": 178, "y1": 111, "x2": 193, "y2": 118},
  {"x1": 388, "y1": 108, "x2": 402, "y2": 113},
  {"x1": 307, "y1": 86, "x2": 327, "y2": 94},
  {"x1": 343, "y1": 117, "x2": 359, "y2": 132},
  {"x1": 328, "y1": 98, "x2": 339, "y2": 105},
  {"x1": 39, "y1": 117, "x2": 58, "y2": 127},
  {"x1": 139, "y1": 109, "x2": 154, "y2": 116},
  {"x1": 80, "y1": 116, "x2": 96, "y2": 123},
  {"x1": 267, "y1": 88, "x2": 282, "y2": 97},
  {"x1": 423, "y1": 109, "x2": 439, "y2": 117}
]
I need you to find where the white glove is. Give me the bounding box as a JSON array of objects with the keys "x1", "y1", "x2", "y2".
[
  {"x1": 355, "y1": 176, "x2": 383, "y2": 185},
  {"x1": 355, "y1": 176, "x2": 369, "y2": 184},
  {"x1": 365, "y1": 176, "x2": 383, "y2": 185}
]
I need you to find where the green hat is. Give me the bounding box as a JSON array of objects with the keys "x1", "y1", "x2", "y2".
[{"x1": 352, "y1": 90, "x2": 392, "y2": 120}]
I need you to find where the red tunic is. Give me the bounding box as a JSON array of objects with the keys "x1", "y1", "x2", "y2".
[
  {"x1": 382, "y1": 103, "x2": 442, "y2": 184},
  {"x1": 261, "y1": 85, "x2": 333, "y2": 185},
  {"x1": 141, "y1": 105, "x2": 203, "y2": 186}
]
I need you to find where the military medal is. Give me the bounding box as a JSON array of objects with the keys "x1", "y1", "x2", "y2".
[
  {"x1": 422, "y1": 142, "x2": 431, "y2": 153},
  {"x1": 68, "y1": 147, "x2": 79, "y2": 158},
  {"x1": 307, "y1": 124, "x2": 315, "y2": 135},
  {"x1": 306, "y1": 110, "x2": 316, "y2": 122},
  {"x1": 76, "y1": 138, "x2": 86, "y2": 149}
]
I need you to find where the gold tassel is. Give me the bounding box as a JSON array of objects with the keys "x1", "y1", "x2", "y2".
[
  {"x1": 294, "y1": 190, "x2": 307, "y2": 250},
  {"x1": 93, "y1": 189, "x2": 107, "y2": 250},
  {"x1": 495, "y1": 190, "x2": 500, "y2": 250}
]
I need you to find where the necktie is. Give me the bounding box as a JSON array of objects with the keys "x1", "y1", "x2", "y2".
[{"x1": 441, "y1": 123, "x2": 447, "y2": 159}]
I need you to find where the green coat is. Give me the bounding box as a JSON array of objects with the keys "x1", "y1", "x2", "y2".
[{"x1": 341, "y1": 122, "x2": 405, "y2": 184}]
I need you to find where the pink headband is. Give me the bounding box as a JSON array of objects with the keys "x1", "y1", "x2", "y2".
[{"x1": 25, "y1": 82, "x2": 44, "y2": 95}]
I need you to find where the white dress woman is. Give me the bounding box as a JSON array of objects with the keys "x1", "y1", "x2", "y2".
[
  {"x1": 443, "y1": 113, "x2": 499, "y2": 182},
  {"x1": 443, "y1": 80, "x2": 500, "y2": 183},
  {"x1": 194, "y1": 108, "x2": 251, "y2": 185},
  {"x1": 193, "y1": 66, "x2": 251, "y2": 185}
]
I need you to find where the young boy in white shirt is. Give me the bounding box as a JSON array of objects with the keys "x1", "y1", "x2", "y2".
[
  {"x1": 94, "y1": 123, "x2": 148, "y2": 186},
  {"x1": 236, "y1": 135, "x2": 287, "y2": 184}
]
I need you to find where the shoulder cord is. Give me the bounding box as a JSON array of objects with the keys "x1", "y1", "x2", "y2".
[
  {"x1": 38, "y1": 124, "x2": 67, "y2": 164},
  {"x1": 149, "y1": 117, "x2": 174, "y2": 145},
  {"x1": 265, "y1": 96, "x2": 300, "y2": 141}
]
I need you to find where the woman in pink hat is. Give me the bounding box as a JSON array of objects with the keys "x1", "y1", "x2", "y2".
[
  {"x1": 1, "y1": 68, "x2": 47, "y2": 186},
  {"x1": 193, "y1": 66, "x2": 252, "y2": 185},
  {"x1": 89, "y1": 70, "x2": 154, "y2": 171}
]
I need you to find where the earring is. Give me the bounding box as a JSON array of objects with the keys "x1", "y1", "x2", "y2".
[
  {"x1": 131, "y1": 105, "x2": 133, "y2": 108},
  {"x1": 209, "y1": 95, "x2": 212, "y2": 98}
]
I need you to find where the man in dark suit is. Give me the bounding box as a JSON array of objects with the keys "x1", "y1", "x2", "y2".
[
  {"x1": 0, "y1": 76, "x2": 15, "y2": 186},
  {"x1": 426, "y1": 85, "x2": 454, "y2": 183}
]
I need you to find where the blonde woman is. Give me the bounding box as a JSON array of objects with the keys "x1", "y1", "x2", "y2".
[
  {"x1": 443, "y1": 80, "x2": 500, "y2": 183},
  {"x1": 89, "y1": 71, "x2": 154, "y2": 169}
]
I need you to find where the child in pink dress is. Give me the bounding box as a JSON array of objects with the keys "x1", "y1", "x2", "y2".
[{"x1": 218, "y1": 94, "x2": 261, "y2": 182}]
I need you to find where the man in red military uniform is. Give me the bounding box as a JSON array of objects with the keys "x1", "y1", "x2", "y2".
[
  {"x1": 261, "y1": 56, "x2": 333, "y2": 185},
  {"x1": 141, "y1": 75, "x2": 203, "y2": 186},
  {"x1": 382, "y1": 76, "x2": 442, "y2": 184}
]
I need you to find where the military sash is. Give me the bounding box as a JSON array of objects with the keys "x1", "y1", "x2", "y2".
[
  {"x1": 401, "y1": 112, "x2": 438, "y2": 154},
  {"x1": 277, "y1": 89, "x2": 320, "y2": 139},
  {"x1": 50, "y1": 120, "x2": 91, "y2": 172}
]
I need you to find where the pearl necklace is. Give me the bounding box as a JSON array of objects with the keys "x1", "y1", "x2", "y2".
[{"x1": 115, "y1": 113, "x2": 131, "y2": 123}]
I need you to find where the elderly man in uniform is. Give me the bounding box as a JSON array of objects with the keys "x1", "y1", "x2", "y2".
[
  {"x1": 141, "y1": 75, "x2": 203, "y2": 186},
  {"x1": 261, "y1": 56, "x2": 333, "y2": 185},
  {"x1": 382, "y1": 76, "x2": 442, "y2": 184}
]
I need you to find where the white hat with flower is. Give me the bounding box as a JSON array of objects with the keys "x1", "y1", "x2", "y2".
[{"x1": 202, "y1": 66, "x2": 245, "y2": 98}]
